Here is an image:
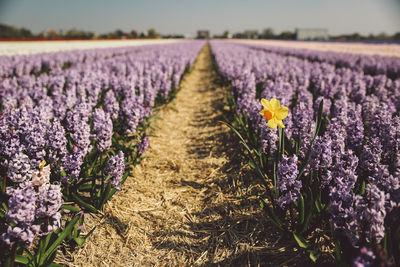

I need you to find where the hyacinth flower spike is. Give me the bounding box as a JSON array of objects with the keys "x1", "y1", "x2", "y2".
[{"x1": 259, "y1": 98, "x2": 288, "y2": 129}]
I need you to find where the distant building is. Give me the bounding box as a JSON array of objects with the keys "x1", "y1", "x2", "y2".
[
  {"x1": 243, "y1": 30, "x2": 259, "y2": 39},
  {"x1": 295, "y1": 28, "x2": 328, "y2": 40},
  {"x1": 40, "y1": 28, "x2": 58, "y2": 38},
  {"x1": 197, "y1": 30, "x2": 210, "y2": 39}
]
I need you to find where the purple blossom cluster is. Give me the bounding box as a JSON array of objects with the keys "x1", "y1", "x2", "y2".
[
  {"x1": 352, "y1": 247, "x2": 376, "y2": 267},
  {"x1": 92, "y1": 108, "x2": 113, "y2": 152},
  {"x1": 276, "y1": 155, "x2": 301, "y2": 208},
  {"x1": 210, "y1": 41, "x2": 400, "y2": 256},
  {"x1": 0, "y1": 41, "x2": 205, "y2": 249},
  {"x1": 1, "y1": 176, "x2": 63, "y2": 247},
  {"x1": 138, "y1": 134, "x2": 150, "y2": 155},
  {"x1": 105, "y1": 151, "x2": 125, "y2": 191}
]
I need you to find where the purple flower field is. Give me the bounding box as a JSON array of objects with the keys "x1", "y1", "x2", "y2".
[
  {"x1": 1, "y1": 38, "x2": 399, "y2": 265},
  {"x1": 0, "y1": 41, "x2": 204, "y2": 265},
  {"x1": 210, "y1": 40, "x2": 400, "y2": 265}
]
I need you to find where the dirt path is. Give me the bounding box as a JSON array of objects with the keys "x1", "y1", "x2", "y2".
[{"x1": 61, "y1": 44, "x2": 307, "y2": 267}]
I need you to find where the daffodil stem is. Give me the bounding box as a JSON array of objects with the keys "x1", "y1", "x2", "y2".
[
  {"x1": 2, "y1": 175, "x2": 6, "y2": 193},
  {"x1": 278, "y1": 128, "x2": 285, "y2": 161}
]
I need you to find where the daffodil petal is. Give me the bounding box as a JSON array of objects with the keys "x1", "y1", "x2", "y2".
[
  {"x1": 269, "y1": 98, "x2": 280, "y2": 111},
  {"x1": 259, "y1": 109, "x2": 266, "y2": 115},
  {"x1": 277, "y1": 120, "x2": 285, "y2": 128},
  {"x1": 268, "y1": 118, "x2": 278, "y2": 129},
  {"x1": 276, "y1": 106, "x2": 289, "y2": 120},
  {"x1": 261, "y1": 98, "x2": 271, "y2": 109}
]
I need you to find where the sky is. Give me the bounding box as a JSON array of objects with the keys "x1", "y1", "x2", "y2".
[{"x1": 0, "y1": 0, "x2": 399, "y2": 36}]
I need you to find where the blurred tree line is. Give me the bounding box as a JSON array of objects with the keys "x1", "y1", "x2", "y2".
[
  {"x1": 215, "y1": 27, "x2": 400, "y2": 42},
  {"x1": 0, "y1": 24, "x2": 179, "y2": 39},
  {"x1": 0, "y1": 24, "x2": 33, "y2": 38}
]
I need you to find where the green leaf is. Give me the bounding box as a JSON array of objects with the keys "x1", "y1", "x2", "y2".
[
  {"x1": 260, "y1": 199, "x2": 265, "y2": 209},
  {"x1": 361, "y1": 180, "x2": 366, "y2": 195},
  {"x1": 248, "y1": 159, "x2": 256, "y2": 169},
  {"x1": 293, "y1": 232, "x2": 309, "y2": 249},
  {"x1": 2, "y1": 201, "x2": 8, "y2": 212},
  {"x1": 74, "y1": 237, "x2": 85, "y2": 246},
  {"x1": 23, "y1": 247, "x2": 34, "y2": 261},
  {"x1": 309, "y1": 251, "x2": 319, "y2": 263},
  {"x1": 334, "y1": 239, "x2": 343, "y2": 263},
  {"x1": 41, "y1": 214, "x2": 80, "y2": 265},
  {"x1": 313, "y1": 99, "x2": 324, "y2": 141},
  {"x1": 14, "y1": 255, "x2": 29, "y2": 264},
  {"x1": 97, "y1": 183, "x2": 112, "y2": 210},
  {"x1": 60, "y1": 205, "x2": 81, "y2": 213},
  {"x1": 260, "y1": 199, "x2": 284, "y2": 231},
  {"x1": 71, "y1": 192, "x2": 99, "y2": 214},
  {"x1": 149, "y1": 124, "x2": 159, "y2": 130},
  {"x1": 85, "y1": 226, "x2": 97, "y2": 239},
  {"x1": 300, "y1": 187, "x2": 314, "y2": 234},
  {"x1": 315, "y1": 199, "x2": 321, "y2": 213},
  {"x1": 78, "y1": 183, "x2": 93, "y2": 191},
  {"x1": 299, "y1": 193, "x2": 305, "y2": 225}
]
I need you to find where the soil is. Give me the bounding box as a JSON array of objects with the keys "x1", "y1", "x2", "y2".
[{"x1": 56, "y1": 44, "x2": 318, "y2": 267}]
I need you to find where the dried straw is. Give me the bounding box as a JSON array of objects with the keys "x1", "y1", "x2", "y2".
[{"x1": 56, "y1": 44, "x2": 328, "y2": 267}]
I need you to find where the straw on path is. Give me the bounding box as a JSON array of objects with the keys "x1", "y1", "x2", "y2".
[{"x1": 60, "y1": 44, "x2": 312, "y2": 267}]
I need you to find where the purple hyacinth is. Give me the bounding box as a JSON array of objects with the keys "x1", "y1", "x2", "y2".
[
  {"x1": 65, "y1": 102, "x2": 92, "y2": 156},
  {"x1": 313, "y1": 96, "x2": 331, "y2": 117},
  {"x1": 36, "y1": 183, "x2": 63, "y2": 218},
  {"x1": 333, "y1": 150, "x2": 359, "y2": 194},
  {"x1": 276, "y1": 155, "x2": 301, "y2": 209},
  {"x1": 120, "y1": 96, "x2": 141, "y2": 134},
  {"x1": 292, "y1": 102, "x2": 314, "y2": 159},
  {"x1": 7, "y1": 151, "x2": 33, "y2": 184},
  {"x1": 104, "y1": 90, "x2": 120, "y2": 120},
  {"x1": 346, "y1": 108, "x2": 364, "y2": 153},
  {"x1": 353, "y1": 184, "x2": 387, "y2": 243},
  {"x1": 105, "y1": 151, "x2": 125, "y2": 190},
  {"x1": 367, "y1": 105, "x2": 392, "y2": 140},
  {"x1": 380, "y1": 115, "x2": 400, "y2": 164},
  {"x1": 40, "y1": 212, "x2": 62, "y2": 236},
  {"x1": 1, "y1": 186, "x2": 39, "y2": 247},
  {"x1": 138, "y1": 135, "x2": 150, "y2": 155},
  {"x1": 46, "y1": 118, "x2": 68, "y2": 164},
  {"x1": 352, "y1": 247, "x2": 376, "y2": 267},
  {"x1": 4, "y1": 186, "x2": 37, "y2": 225},
  {"x1": 1, "y1": 226, "x2": 36, "y2": 247},
  {"x1": 310, "y1": 135, "x2": 333, "y2": 171},
  {"x1": 329, "y1": 149, "x2": 361, "y2": 244},
  {"x1": 329, "y1": 187, "x2": 358, "y2": 244},
  {"x1": 359, "y1": 137, "x2": 382, "y2": 176},
  {"x1": 61, "y1": 150, "x2": 83, "y2": 183},
  {"x1": 260, "y1": 121, "x2": 278, "y2": 155},
  {"x1": 0, "y1": 114, "x2": 21, "y2": 161},
  {"x1": 326, "y1": 117, "x2": 347, "y2": 164},
  {"x1": 92, "y1": 108, "x2": 113, "y2": 152}
]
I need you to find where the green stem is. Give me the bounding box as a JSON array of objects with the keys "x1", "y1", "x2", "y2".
[
  {"x1": 8, "y1": 243, "x2": 17, "y2": 267},
  {"x1": 2, "y1": 175, "x2": 6, "y2": 193}
]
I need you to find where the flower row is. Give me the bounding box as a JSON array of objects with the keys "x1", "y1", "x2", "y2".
[
  {"x1": 243, "y1": 42, "x2": 400, "y2": 79},
  {"x1": 210, "y1": 41, "x2": 400, "y2": 266},
  {"x1": 0, "y1": 41, "x2": 205, "y2": 266}
]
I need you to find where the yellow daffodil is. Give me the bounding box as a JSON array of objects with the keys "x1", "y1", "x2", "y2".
[
  {"x1": 259, "y1": 98, "x2": 288, "y2": 129},
  {"x1": 39, "y1": 160, "x2": 46, "y2": 170}
]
